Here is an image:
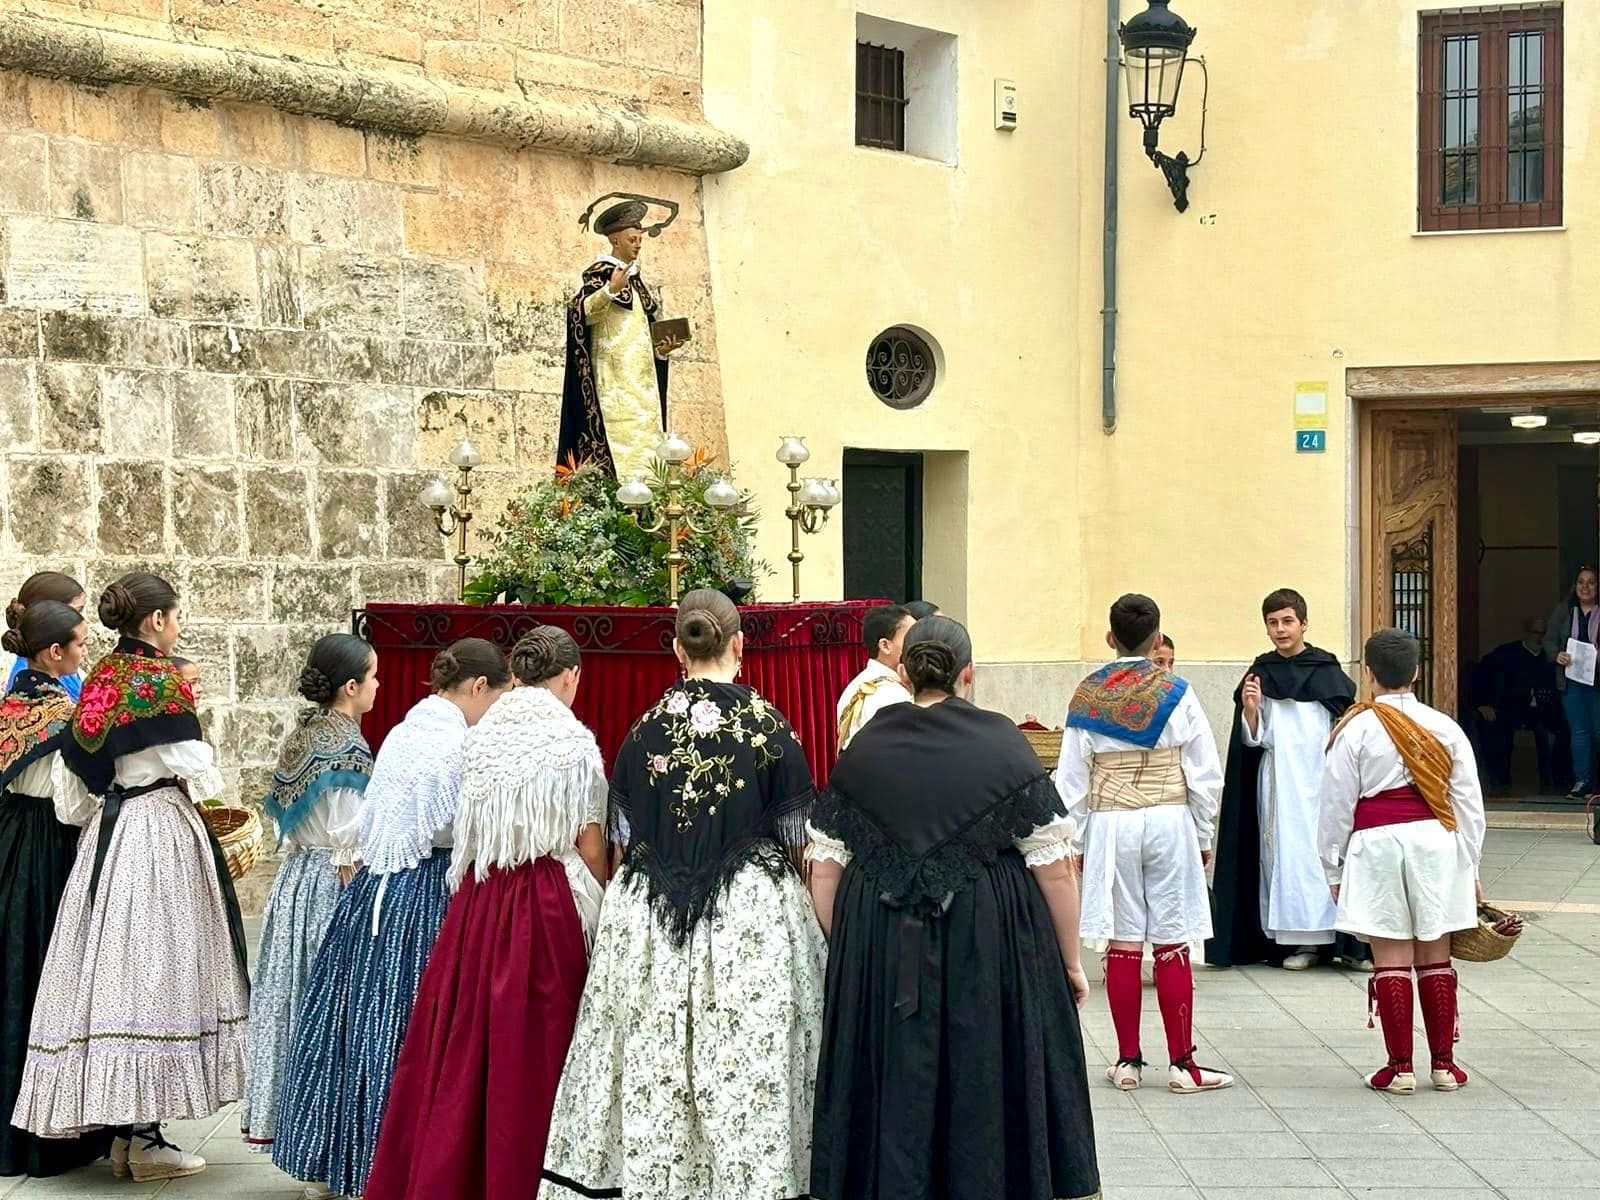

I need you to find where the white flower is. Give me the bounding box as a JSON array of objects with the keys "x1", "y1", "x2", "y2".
[
  {"x1": 665, "y1": 691, "x2": 690, "y2": 716},
  {"x1": 689, "y1": 698, "x2": 723, "y2": 735},
  {"x1": 650, "y1": 754, "x2": 670, "y2": 774},
  {"x1": 749, "y1": 733, "x2": 767, "y2": 748}
]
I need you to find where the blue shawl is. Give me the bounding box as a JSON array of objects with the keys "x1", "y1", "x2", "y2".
[{"x1": 264, "y1": 707, "x2": 373, "y2": 840}]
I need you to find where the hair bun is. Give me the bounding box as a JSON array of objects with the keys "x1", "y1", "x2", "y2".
[
  {"x1": 97, "y1": 581, "x2": 137, "y2": 631},
  {"x1": 0, "y1": 629, "x2": 23, "y2": 657},
  {"x1": 903, "y1": 639, "x2": 958, "y2": 693},
  {"x1": 298, "y1": 665, "x2": 335, "y2": 703},
  {"x1": 4, "y1": 599, "x2": 25, "y2": 630}
]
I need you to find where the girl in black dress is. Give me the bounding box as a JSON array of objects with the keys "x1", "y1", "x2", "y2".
[{"x1": 807, "y1": 615, "x2": 1101, "y2": 1200}]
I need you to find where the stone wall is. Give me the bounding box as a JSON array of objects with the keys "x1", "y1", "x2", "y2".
[{"x1": 0, "y1": 1, "x2": 731, "y2": 803}]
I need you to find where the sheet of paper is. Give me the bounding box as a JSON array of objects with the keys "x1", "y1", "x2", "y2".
[{"x1": 1566, "y1": 638, "x2": 1597, "y2": 687}]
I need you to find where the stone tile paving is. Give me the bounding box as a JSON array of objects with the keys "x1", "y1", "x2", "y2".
[{"x1": 2, "y1": 827, "x2": 1596, "y2": 1198}]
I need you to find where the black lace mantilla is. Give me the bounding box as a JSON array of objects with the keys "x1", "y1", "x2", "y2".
[{"x1": 810, "y1": 772, "x2": 1064, "y2": 915}]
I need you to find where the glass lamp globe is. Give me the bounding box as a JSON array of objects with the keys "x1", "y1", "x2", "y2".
[
  {"x1": 656, "y1": 432, "x2": 693, "y2": 463},
  {"x1": 616, "y1": 476, "x2": 654, "y2": 508},
  {"x1": 799, "y1": 478, "x2": 830, "y2": 507},
  {"x1": 448, "y1": 438, "x2": 483, "y2": 469},
  {"x1": 704, "y1": 478, "x2": 741, "y2": 509},
  {"x1": 419, "y1": 477, "x2": 453, "y2": 511},
  {"x1": 820, "y1": 479, "x2": 842, "y2": 508},
  {"x1": 776, "y1": 435, "x2": 811, "y2": 466}
]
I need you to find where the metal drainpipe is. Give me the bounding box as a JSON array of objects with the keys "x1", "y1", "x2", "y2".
[{"x1": 1102, "y1": 0, "x2": 1119, "y2": 435}]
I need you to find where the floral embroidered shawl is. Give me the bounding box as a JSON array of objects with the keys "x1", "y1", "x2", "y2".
[
  {"x1": 64, "y1": 638, "x2": 200, "y2": 796},
  {"x1": 1066, "y1": 657, "x2": 1188, "y2": 750},
  {"x1": 0, "y1": 670, "x2": 76, "y2": 792},
  {"x1": 610, "y1": 679, "x2": 813, "y2": 944},
  {"x1": 265, "y1": 708, "x2": 373, "y2": 841}
]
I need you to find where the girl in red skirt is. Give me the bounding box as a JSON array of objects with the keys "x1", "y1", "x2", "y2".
[{"x1": 365, "y1": 626, "x2": 607, "y2": 1200}]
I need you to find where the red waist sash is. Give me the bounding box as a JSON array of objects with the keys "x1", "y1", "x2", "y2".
[{"x1": 1353, "y1": 784, "x2": 1435, "y2": 831}]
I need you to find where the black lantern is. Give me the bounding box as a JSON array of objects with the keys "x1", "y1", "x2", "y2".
[{"x1": 1119, "y1": 0, "x2": 1203, "y2": 212}]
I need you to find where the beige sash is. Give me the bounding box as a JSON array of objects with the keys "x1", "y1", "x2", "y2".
[
  {"x1": 837, "y1": 676, "x2": 893, "y2": 748},
  {"x1": 1087, "y1": 747, "x2": 1187, "y2": 812}
]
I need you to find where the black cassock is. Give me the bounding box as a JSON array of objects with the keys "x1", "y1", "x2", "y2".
[
  {"x1": 1205, "y1": 645, "x2": 1368, "y2": 967},
  {"x1": 556, "y1": 261, "x2": 669, "y2": 479},
  {"x1": 809, "y1": 698, "x2": 1100, "y2": 1200}
]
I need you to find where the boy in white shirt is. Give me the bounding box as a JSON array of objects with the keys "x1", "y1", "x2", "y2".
[{"x1": 835, "y1": 605, "x2": 914, "y2": 753}]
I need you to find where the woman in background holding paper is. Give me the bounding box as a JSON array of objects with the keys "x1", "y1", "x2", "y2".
[{"x1": 1545, "y1": 565, "x2": 1600, "y2": 798}]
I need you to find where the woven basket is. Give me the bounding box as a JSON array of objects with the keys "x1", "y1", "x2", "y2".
[
  {"x1": 1451, "y1": 903, "x2": 1522, "y2": 963},
  {"x1": 201, "y1": 805, "x2": 264, "y2": 882},
  {"x1": 1022, "y1": 727, "x2": 1064, "y2": 771}
]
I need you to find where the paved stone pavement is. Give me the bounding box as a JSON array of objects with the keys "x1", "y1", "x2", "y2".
[{"x1": 3, "y1": 825, "x2": 1596, "y2": 1199}]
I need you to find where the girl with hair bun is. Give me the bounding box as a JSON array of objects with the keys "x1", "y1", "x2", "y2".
[
  {"x1": 276, "y1": 638, "x2": 511, "y2": 1200},
  {"x1": 806, "y1": 615, "x2": 1102, "y2": 1200},
  {"x1": 3, "y1": 572, "x2": 86, "y2": 701},
  {"x1": 543, "y1": 591, "x2": 826, "y2": 1200},
  {"x1": 12, "y1": 572, "x2": 249, "y2": 1183},
  {"x1": 369, "y1": 625, "x2": 607, "y2": 1200},
  {"x1": 239, "y1": 634, "x2": 379, "y2": 1159},
  {"x1": 0, "y1": 601, "x2": 108, "y2": 1178}
]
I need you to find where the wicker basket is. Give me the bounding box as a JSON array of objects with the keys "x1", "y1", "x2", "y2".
[
  {"x1": 1022, "y1": 727, "x2": 1065, "y2": 771},
  {"x1": 1451, "y1": 903, "x2": 1522, "y2": 963},
  {"x1": 201, "y1": 805, "x2": 264, "y2": 882}
]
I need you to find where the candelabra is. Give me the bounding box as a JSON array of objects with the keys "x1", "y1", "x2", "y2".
[
  {"x1": 775, "y1": 435, "x2": 841, "y2": 602},
  {"x1": 617, "y1": 433, "x2": 742, "y2": 604},
  {"x1": 419, "y1": 438, "x2": 482, "y2": 601}
]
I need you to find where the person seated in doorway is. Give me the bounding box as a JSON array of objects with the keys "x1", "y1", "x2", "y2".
[
  {"x1": 1152, "y1": 635, "x2": 1176, "y2": 673},
  {"x1": 1470, "y1": 617, "x2": 1564, "y2": 793},
  {"x1": 835, "y1": 605, "x2": 914, "y2": 753}
]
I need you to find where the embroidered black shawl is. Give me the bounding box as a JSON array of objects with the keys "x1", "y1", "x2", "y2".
[
  {"x1": 609, "y1": 680, "x2": 812, "y2": 945},
  {"x1": 812, "y1": 697, "x2": 1067, "y2": 914},
  {"x1": 0, "y1": 670, "x2": 76, "y2": 793},
  {"x1": 63, "y1": 638, "x2": 201, "y2": 796}
]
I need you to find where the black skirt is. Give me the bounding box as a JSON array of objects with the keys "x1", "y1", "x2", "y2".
[
  {"x1": 0, "y1": 791, "x2": 110, "y2": 1176},
  {"x1": 810, "y1": 850, "x2": 1101, "y2": 1200}
]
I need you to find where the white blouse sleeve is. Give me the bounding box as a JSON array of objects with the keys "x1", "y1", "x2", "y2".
[
  {"x1": 1014, "y1": 813, "x2": 1075, "y2": 868},
  {"x1": 53, "y1": 756, "x2": 99, "y2": 827},
  {"x1": 321, "y1": 786, "x2": 368, "y2": 867},
  {"x1": 805, "y1": 819, "x2": 852, "y2": 867},
  {"x1": 155, "y1": 740, "x2": 225, "y2": 803},
  {"x1": 582, "y1": 754, "x2": 608, "y2": 829}
]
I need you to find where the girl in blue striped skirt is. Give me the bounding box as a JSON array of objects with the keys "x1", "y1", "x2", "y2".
[{"x1": 272, "y1": 639, "x2": 511, "y2": 1199}]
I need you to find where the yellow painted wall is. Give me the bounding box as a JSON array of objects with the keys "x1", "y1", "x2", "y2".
[
  {"x1": 1076, "y1": 0, "x2": 1598, "y2": 663},
  {"x1": 701, "y1": 0, "x2": 1087, "y2": 665}
]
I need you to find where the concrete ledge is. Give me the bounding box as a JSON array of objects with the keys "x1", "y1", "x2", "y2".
[{"x1": 0, "y1": 11, "x2": 749, "y2": 175}]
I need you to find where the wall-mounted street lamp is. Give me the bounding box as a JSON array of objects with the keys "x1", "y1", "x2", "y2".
[{"x1": 1119, "y1": 0, "x2": 1207, "y2": 213}]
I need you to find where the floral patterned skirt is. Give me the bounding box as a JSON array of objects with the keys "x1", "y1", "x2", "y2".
[{"x1": 542, "y1": 853, "x2": 827, "y2": 1200}]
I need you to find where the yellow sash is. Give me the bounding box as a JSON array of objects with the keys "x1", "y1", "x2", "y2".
[
  {"x1": 1329, "y1": 702, "x2": 1456, "y2": 831},
  {"x1": 837, "y1": 677, "x2": 893, "y2": 748}
]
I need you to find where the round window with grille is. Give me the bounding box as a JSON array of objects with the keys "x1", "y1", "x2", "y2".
[{"x1": 865, "y1": 326, "x2": 937, "y2": 409}]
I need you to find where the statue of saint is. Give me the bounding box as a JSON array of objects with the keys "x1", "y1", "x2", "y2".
[{"x1": 558, "y1": 197, "x2": 689, "y2": 480}]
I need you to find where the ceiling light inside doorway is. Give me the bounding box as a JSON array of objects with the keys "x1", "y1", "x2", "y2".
[
  {"x1": 1509, "y1": 413, "x2": 1548, "y2": 429},
  {"x1": 1574, "y1": 431, "x2": 1600, "y2": 446}
]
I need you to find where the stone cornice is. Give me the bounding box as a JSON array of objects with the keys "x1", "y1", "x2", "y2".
[{"x1": 0, "y1": 11, "x2": 748, "y2": 175}]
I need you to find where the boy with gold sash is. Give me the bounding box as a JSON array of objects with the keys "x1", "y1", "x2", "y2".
[
  {"x1": 1056, "y1": 594, "x2": 1231, "y2": 1094},
  {"x1": 835, "y1": 605, "x2": 914, "y2": 753},
  {"x1": 1320, "y1": 628, "x2": 1486, "y2": 1094}
]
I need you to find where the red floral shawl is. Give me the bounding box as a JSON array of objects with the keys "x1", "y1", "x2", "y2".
[{"x1": 63, "y1": 638, "x2": 201, "y2": 795}]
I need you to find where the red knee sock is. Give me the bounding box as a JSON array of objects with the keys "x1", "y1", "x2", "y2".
[
  {"x1": 1416, "y1": 960, "x2": 1466, "y2": 1081},
  {"x1": 1368, "y1": 967, "x2": 1414, "y2": 1082},
  {"x1": 1104, "y1": 947, "x2": 1144, "y2": 1063},
  {"x1": 1152, "y1": 943, "x2": 1195, "y2": 1065}
]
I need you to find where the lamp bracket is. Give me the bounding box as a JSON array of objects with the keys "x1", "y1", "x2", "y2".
[{"x1": 1141, "y1": 56, "x2": 1207, "y2": 213}]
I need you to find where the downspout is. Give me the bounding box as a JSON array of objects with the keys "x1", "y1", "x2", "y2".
[{"x1": 1102, "y1": 0, "x2": 1119, "y2": 434}]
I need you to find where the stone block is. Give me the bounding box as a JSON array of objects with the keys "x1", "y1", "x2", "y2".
[
  {"x1": 37, "y1": 362, "x2": 101, "y2": 452},
  {"x1": 200, "y1": 163, "x2": 289, "y2": 238},
  {"x1": 0, "y1": 310, "x2": 39, "y2": 358},
  {"x1": 172, "y1": 465, "x2": 243, "y2": 559},
  {"x1": 99, "y1": 367, "x2": 173, "y2": 455},
  {"x1": 402, "y1": 191, "x2": 490, "y2": 259},
  {"x1": 317, "y1": 469, "x2": 381, "y2": 561},
  {"x1": 626, "y1": 0, "x2": 700, "y2": 77},
  {"x1": 462, "y1": 467, "x2": 518, "y2": 557},
  {"x1": 365, "y1": 132, "x2": 444, "y2": 189},
  {"x1": 235, "y1": 377, "x2": 296, "y2": 461},
  {"x1": 40, "y1": 312, "x2": 185, "y2": 368},
  {"x1": 460, "y1": 344, "x2": 496, "y2": 390},
  {"x1": 297, "y1": 117, "x2": 366, "y2": 177},
  {"x1": 403, "y1": 259, "x2": 487, "y2": 342},
  {"x1": 5, "y1": 216, "x2": 145, "y2": 315},
  {"x1": 218, "y1": 102, "x2": 298, "y2": 164},
  {"x1": 0, "y1": 363, "x2": 36, "y2": 448},
  {"x1": 558, "y1": 0, "x2": 629, "y2": 63},
  {"x1": 298, "y1": 248, "x2": 401, "y2": 336},
  {"x1": 244, "y1": 467, "x2": 314, "y2": 557},
  {"x1": 145, "y1": 233, "x2": 261, "y2": 323},
  {"x1": 9, "y1": 458, "x2": 89, "y2": 554},
  {"x1": 515, "y1": 391, "x2": 560, "y2": 465},
  {"x1": 417, "y1": 390, "x2": 515, "y2": 468},
  {"x1": 171, "y1": 374, "x2": 235, "y2": 459},
  {"x1": 482, "y1": 0, "x2": 560, "y2": 51},
  {"x1": 68, "y1": 84, "x2": 130, "y2": 143},
  {"x1": 155, "y1": 94, "x2": 223, "y2": 157},
  {"x1": 292, "y1": 381, "x2": 415, "y2": 467},
  {"x1": 271, "y1": 564, "x2": 355, "y2": 624},
  {"x1": 175, "y1": 621, "x2": 232, "y2": 702},
  {"x1": 96, "y1": 459, "x2": 166, "y2": 554},
  {"x1": 369, "y1": 339, "x2": 461, "y2": 389},
  {"x1": 423, "y1": 39, "x2": 517, "y2": 85},
  {"x1": 257, "y1": 243, "x2": 301, "y2": 329},
  {"x1": 358, "y1": 562, "x2": 431, "y2": 605},
  {"x1": 218, "y1": 704, "x2": 294, "y2": 767},
  {"x1": 487, "y1": 264, "x2": 566, "y2": 356},
  {"x1": 123, "y1": 151, "x2": 199, "y2": 231},
  {"x1": 185, "y1": 561, "x2": 266, "y2": 622},
  {"x1": 191, "y1": 327, "x2": 319, "y2": 378},
  {"x1": 384, "y1": 471, "x2": 449, "y2": 559},
  {"x1": 287, "y1": 175, "x2": 403, "y2": 254},
  {"x1": 232, "y1": 623, "x2": 299, "y2": 702},
  {"x1": 333, "y1": 19, "x2": 424, "y2": 63},
  {"x1": 48, "y1": 139, "x2": 122, "y2": 223},
  {"x1": 24, "y1": 77, "x2": 74, "y2": 137},
  {"x1": 0, "y1": 133, "x2": 48, "y2": 214},
  {"x1": 313, "y1": 334, "x2": 379, "y2": 383}
]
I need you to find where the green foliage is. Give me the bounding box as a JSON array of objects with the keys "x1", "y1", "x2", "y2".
[{"x1": 466, "y1": 459, "x2": 769, "y2": 607}]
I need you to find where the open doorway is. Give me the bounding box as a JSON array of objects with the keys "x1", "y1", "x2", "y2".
[{"x1": 1459, "y1": 407, "x2": 1599, "y2": 803}]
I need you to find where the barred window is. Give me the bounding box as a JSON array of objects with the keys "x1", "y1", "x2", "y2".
[
  {"x1": 856, "y1": 41, "x2": 908, "y2": 151},
  {"x1": 1418, "y1": 5, "x2": 1562, "y2": 231}
]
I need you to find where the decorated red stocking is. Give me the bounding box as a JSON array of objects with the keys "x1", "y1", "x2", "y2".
[
  {"x1": 1416, "y1": 960, "x2": 1467, "y2": 1084},
  {"x1": 1152, "y1": 942, "x2": 1195, "y2": 1066},
  {"x1": 1104, "y1": 946, "x2": 1144, "y2": 1064},
  {"x1": 1367, "y1": 967, "x2": 1414, "y2": 1087}
]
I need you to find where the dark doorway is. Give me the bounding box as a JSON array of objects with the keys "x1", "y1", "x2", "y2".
[{"x1": 843, "y1": 450, "x2": 922, "y2": 602}]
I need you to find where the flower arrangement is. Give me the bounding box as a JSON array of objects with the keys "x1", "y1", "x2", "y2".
[{"x1": 464, "y1": 455, "x2": 770, "y2": 607}]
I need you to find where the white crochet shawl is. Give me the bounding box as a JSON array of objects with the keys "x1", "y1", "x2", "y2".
[
  {"x1": 360, "y1": 694, "x2": 469, "y2": 877},
  {"x1": 449, "y1": 685, "x2": 608, "y2": 942}
]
